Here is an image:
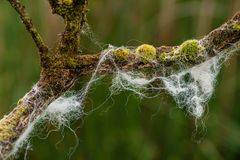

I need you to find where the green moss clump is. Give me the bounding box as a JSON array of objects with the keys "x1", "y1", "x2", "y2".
[
  {"x1": 178, "y1": 39, "x2": 203, "y2": 61},
  {"x1": 232, "y1": 23, "x2": 240, "y2": 31},
  {"x1": 157, "y1": 40, "x2": 203, "y2": 63},
  {"x1": 113, "y1": 48, "x2": 130, "y2": 60},
  {"x1": 136, "y1": 44, "x2": 156, "y2": 64}
]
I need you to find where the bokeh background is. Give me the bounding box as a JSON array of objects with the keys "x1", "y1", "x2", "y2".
[{"x1": 0, "y1": 0, "x2": 240, "y2": 159}]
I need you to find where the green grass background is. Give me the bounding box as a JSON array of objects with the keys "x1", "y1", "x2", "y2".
[{"x1": 0, "y1": 0, "x2": 240, "y2": 159}]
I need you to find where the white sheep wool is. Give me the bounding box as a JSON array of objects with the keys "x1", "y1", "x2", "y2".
[{"x1": 6, "y1": 40, "x2": 240, "y2": 160}]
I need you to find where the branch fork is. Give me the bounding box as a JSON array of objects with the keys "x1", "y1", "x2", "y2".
[{"x1": 0, "y1": 0, "x2": 239, "y2": 158}]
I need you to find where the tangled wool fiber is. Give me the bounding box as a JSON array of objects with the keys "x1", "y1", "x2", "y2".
[
  {"x1": 110, "y1": 48, "x2": 228, "y2": 118},
  {"x1": 44, "y1": 41, "x2": 236, "y2": 122},
  {"x1": 6, "y1": 40, "x2": 240, "y2": 159}
]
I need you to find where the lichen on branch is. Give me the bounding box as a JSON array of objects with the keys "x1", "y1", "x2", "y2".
[
  {"x1": 48, "y1": 0, "x2": 88, "y2": 54},
  {"x1": 0, "y1": 1, "x2": 240, "y2": 159}
]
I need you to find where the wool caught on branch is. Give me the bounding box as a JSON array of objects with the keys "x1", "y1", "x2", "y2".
[{"x1": 0, "y1": 0, "x2": 239, "y2": 159}]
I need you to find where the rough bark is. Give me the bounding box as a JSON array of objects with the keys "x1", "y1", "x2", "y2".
[
  {"x1": 0, "y1": 0, "x2": 239, "y2": 159},
  {"x1": 0, "y1": 0, "x2": 88, "y2": 158}
]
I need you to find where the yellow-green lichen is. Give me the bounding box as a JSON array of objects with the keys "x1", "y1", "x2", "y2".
[
  {"x1": 232, "y1": 23, "x2": 240, "y2": 31},
  {"x1": 54, "y1": 5, "x2": 77, "y2": 21},
  {"x1": 136, "y1": 44, "x2": 156, "y2": 64},
  {"x1": 67, "y1": 57, "x2": 78, "y2": 68},
  {"x1": 178, "y1": 39, "x2": 203, "y2": 61},
  {"x1": 113, "y1": 48, "x2": 130, "y2": 60},
  {"x1": 62, "y1": 0, "x2": 73, "y2": 5},
  {"x1": 0, "y1": 99, "x2": 27, "y2": 142}
]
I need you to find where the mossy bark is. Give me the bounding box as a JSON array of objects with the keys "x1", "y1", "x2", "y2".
[{"x1": 0, "y1": 1, "x2": 239, "y2": 158}]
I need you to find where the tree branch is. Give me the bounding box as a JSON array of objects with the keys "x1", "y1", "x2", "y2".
[
  {"x1": 7, "y1": 0, "x2": 49, "y2": 57},
  {"x1": 0, "y1": 1, "x2": 239, "y2": 158},
  {"x1": 0, "y1": 0, "x2": 89, "y2": 158},
  {"x1": 48, "y1": 0, "x2": 88, "y2": 54},
  {"x1": 47, "y1": 11, "x2": 240, "y2": 76}
]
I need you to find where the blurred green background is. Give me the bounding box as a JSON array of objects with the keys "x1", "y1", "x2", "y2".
[{"x1": 0, "y1": 0, "x2": 240, "y2": 159}]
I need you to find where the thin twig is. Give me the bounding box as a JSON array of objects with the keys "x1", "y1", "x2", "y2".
[{"x1": 7, "y1": 0, "x2": 48, "y2": 56}]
